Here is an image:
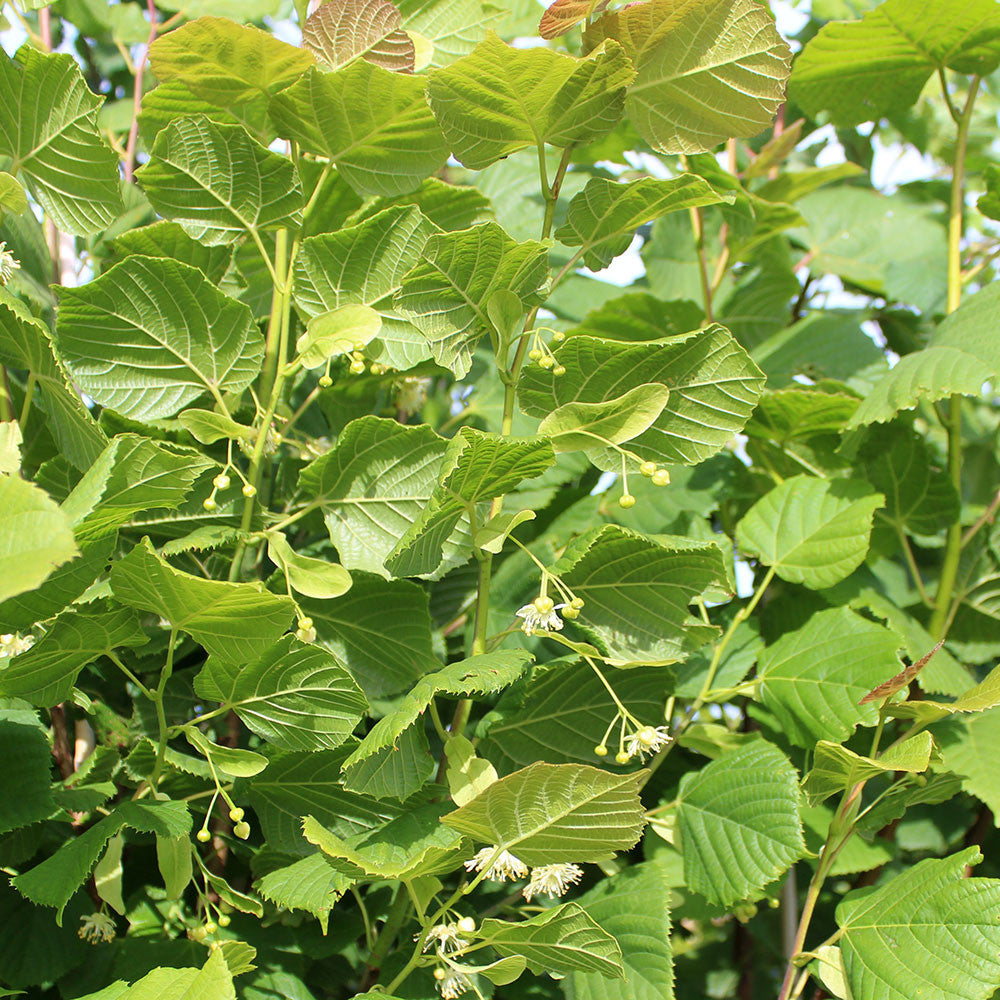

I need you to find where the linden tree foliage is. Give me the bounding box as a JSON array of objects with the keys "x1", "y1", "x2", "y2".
[{"x1": 3, "y1": 1, "x2": 1000, "y2": 999}]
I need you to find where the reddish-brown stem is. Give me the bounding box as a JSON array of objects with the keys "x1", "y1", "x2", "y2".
[{"x1": 124, "y1": 0, "x2": 159, "y2": 183}]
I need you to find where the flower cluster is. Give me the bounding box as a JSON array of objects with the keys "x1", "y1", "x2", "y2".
[
  {"x1": 463, "y1": 846, "x2": 528, "y2": 882},
  {"x1": 78, "y1": 911, "x2": 116, "y2": 944},
  {"x1": 0, "y1": 242, "x2": 21, "y2": 285},
  {"x1": 0, "y1": 632, "x2": 33, "y2": 658},
  {"x1": 522, "y1": 863, "x2": 585, "y2": 902}
]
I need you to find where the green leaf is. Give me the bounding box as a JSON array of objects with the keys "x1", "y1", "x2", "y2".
[
  {"x1": 121, "y1": 948, "x2": 235, "y2": 1000},
  {"x1": 0, "y1": 602, "x2": 147, "y2": 706},
  {"x1": 248, "y1": 747, "x2": 407, "y2": 853},
  {"x1": 137, "y1": 116, "x2": 303, "y2": 245},
  {"x1": 788, "y1": 189, "x2": 947, "y2": 315},
  {"x1": 0, "y1": 473, "x2": 77, "y2": 606},
  {"x1": 177, "y1": 409, "x2": 253, "y2": 445},
  {"x1": 269, "y1": 61, "x2": 448, "y2": 197},
  {"x1": 304, "y1": 802, "x2": 467, "y2": 881},
  {"x1": 342, "y1": 651, "x2": 532, "y2": 770},
  {"x1": 0, "y1": 172, "x2": 28, "y2": 215},
  {"x1": 0, "y1": 720, "x2": 55, "y2": 835},
  {"x1": 295, "y1": 304, "x2": 381, "y2": 370},
  {"x1": 266, "y1": 531, "x2": 352, "y2": 600},
  {"x1": 148, "y1": 16, "x2": 313, "y2": 112},
  {"x1": 589, "y1": 0, "x2": 790, "y2": 154},
  {"x1": 184, "y1": 726, "x2": 269, "y2": 778},
  {"x1": 556, "y1": 175, "x2": 731, "y2": 270},
  {"x1": 938, "y1": 707, "x2": 1000, "y2": 820},
  {"x1": 156, "y1": 834, "x2": 193, "y2": 899},
  {"x1": 303, "y1": 0, "x2": 415, "y2": 72},
  {"x1": 675, "y1": 737, "x2": 805, "y2": 907},
  {"x1": 856, "y1": 422, "x2": 959, "y2": 536},
  {"x1": 427, "y1": 32, "x2": 633, "y2": 170},
  {"x1": 54, "y1": 256, "x2": 264, "y2": 421},
  {"x1": 518, "y1": 327, "x2": 765, "y2": 467},
  {"x1": 846, "y1": 346, "x2": 993, "y2": 429},
  {"x1": 479, "y1": 661, "x2": 673, "y2": 773},
  {"x1": 94, "y1": 833, "x2": 125, "y2": 915},
  {"x1": 886, "y1": 664, "x2": 1000, "y2": 726},
  {"x1": 294, "y1": 206, "x2": 436, "y2": 369},
  {"x1": 301, "y1": 571, "x2": 438, "y2": 699},
  {"x1": 802, "y1": 732, "x2": 934, "y2": 806},
  {"x1": 566, "y1": 861, "x2": 675, "y2": 1000},
  {"x1": 12, "y1": 800, "x2": 190, "y2": 919},
  {"x1": 299, "y1": 416, "x2": 462, "y2": 579},
  {"x1": 836, "y1": 848, "x2": 1000, "y2": 1000},
  {"x1": 540, "y1": 0, "x2": 610, "y2": 39},
  {"x1": 479, "y1": 903, "x2": 624, "y2": 978},
  {"x1": 442, "y1": 762, "x2": 645, "y2": 864},
  {"x1": 386, "y1": 428, "x2": 555, "y2": 577},
  {"x1": 341, "y1": 723, "x2": 434, "y2": 801},
  {"x1": 789, "y1": 0, "x2": 1000, "y2": 126},
  {"x1": 397, "y1": 0, "x2": 503, "y2": 68},
  {"x1": 930, "y1": 280, "x2": 1000, "y2": 374},
  {"x1": 61, "y1": 434, "x2": 214, "y2": 542},
  {"x1": 254, "y1": 851, "x2": 350, "y2": 930},
  {"x1": 755, "y1": 606, "x2": 903, "y2": 748},
  {"x1": 0, "y1": 294, "x2": 107, "y2": 470},
  {"x1": 735, "y1": 475, "x2": 884, "y2": 589},
  {"x1": 539, "y1": 384, "x2": 671, "y2": 457},
  {"x1": 109, "y1": 222, "x2": 234, "y2": 285},
  {"x1": 194, "y1": 635, "x2": 367, "y2": 751},
  {"x1": 445, "y1": 734, "x2": 498, "y2": 806},
  {"x1": 110, "y1": 538, "x2": 294, "y2": 660},
  {"x1": 395, "y1": 221, "x2": 549, "y2": 378},
  {"x1": 139, "y1": 80, "x2": 262, "y2": 146},
  {"x1": 474, "y1": 509, "x2": 535, "y2": 555},
  {"x1": 0, "y1": 47, "x2": 123, "y2": 234},
  {"x1": 552, "y1": 525, "x2": 726, "y2": 666}
]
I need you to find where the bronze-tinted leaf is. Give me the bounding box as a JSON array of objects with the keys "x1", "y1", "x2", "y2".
[
  {"x1": 303, "y1": 0, "x2": 415, "y2": 72},
  {"x1": 539, "y1": 0, "x2": 609, "y2": 39}
]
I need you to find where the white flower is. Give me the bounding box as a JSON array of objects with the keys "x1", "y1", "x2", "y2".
[
  {"x1": 422, "y1": 923, "x2": 470, "y2": 955},
  {"x1": 522, "y1": 863, "x2": 584, "y2": 902},
  {"x1": 295, "y1": 624, "x2": 316, "y2": 643},
  {"x1": 0, "y1": 632, "x2": 33, "y2": 658},
  {"x1": 463, "y1": 846, "x2": 528, "y2": 882},
  {"x1": 624, "y1": 725, "x2": 673, "y2": 761},
  {"x1": 395, "y1": 376, "x2": 431, "y2": 417},
  {"x1": 437, "y1": 971, "x2": 473, "y2": 1000},
  {"x1": 515, "y1": 595, "x2": 567, "y2": 634},
  {"x1": 0, "y1": 242, "x2": 21, "y2": 285},
  {"x1": 78, "y1": 911, "x2": 116, "y2": 944}
]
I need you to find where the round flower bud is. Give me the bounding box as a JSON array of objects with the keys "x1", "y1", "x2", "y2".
[
  {"x1": 562, "y1": 605, "x2": 580, "y2": 619},
  {"x1": 218, "y1": 914, "x2": 231, "y2": 928},
  {"x1": 191, "y1": 926, "x2": 208, "y2": 942},
  {"x1": 618, "y1": 493, "x2": 636, "y2": 509},
  {"x1": 350, "y1": 360, "x2": 366, "y2": 375},
  {"x1": 528, "y1": 349, "x2": 543, "y2": 361},
  {"x1": 196, "y1": 828, "x2": 211, "y2": 843},
  {"x1": 204, "y1": 922, "x2": 217, "y2": 935},
  {"x1": 570, "y1": 597, "x2": 585, "y2": 609},
  {"x1": 457, "y1": 916, "x2": 476, "y2": 934},
  {"x1": 593, "y1": 744, "x2": 608, "y2": 757},
  {"x1": 433, "y1": 968, "x2": 447, "y2": 982},
  {"x1": 652, "y1": 469, "x2": 670, "y2": 487},
  {"x1": 552, "y1": 365, "x2": 566, "y2": 376},
  {"x1": 298, "y1": 617, "x2": 313, "y2": 632},
  {"x1": 533, "y1": 595, "x2": 555, "y2": 615},
  {"x1": 354, "y1": 342, "x2": 367, "y2": 353},
  {"x1": 552, "y1": 331, "x2": 566, "y2": 342},
  {"x1": 370, "y1": 363, "x2": 383, "y2": 375},
  {"x1": 318, "y1": 374, "x2": 333, "y2": 388},
  {"x1": 233, "y1": 821, "x2": 251, "y2": 840},
  {"x1": 242, "y1": 483, "x2": 256, "y2": 498},
  {"x1": 615, "y1": 751, "x2": 632, "y2": 764},
  {"x1": 538, "y1": 355, "x2": 555, "y2": 370},
  {"x1": 202, "y1": 497, "x2": 217, "y2": 512},
  {"x1": 213, "y1": 473, "x2": 230, "y2": 490},
  {"x1": 229, "y1": 806, "x2": 244, "y2": 822},
  {"x1": 639, "y1": 461, "x2": 657, "y2": 477}
]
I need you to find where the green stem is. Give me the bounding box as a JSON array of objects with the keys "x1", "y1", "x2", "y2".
[
  {"x1": 18, "y1": 373, "x2": 36, "y2": 431},
  {"x1": 896, "y1": 527, "x2": 931, "y2": 607},
  {"x1": 149, "y1": 629, "x2": 178, "y2": 792},
  {"x1": 929, "y1": 75, "x2": 980, "y2": 640},
  {"x1": 106, "y1": 651, "x2": 153, "y2": 700},
  {"x1": 365, "y1": 884, "x2": 413, "y2": 978}
]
